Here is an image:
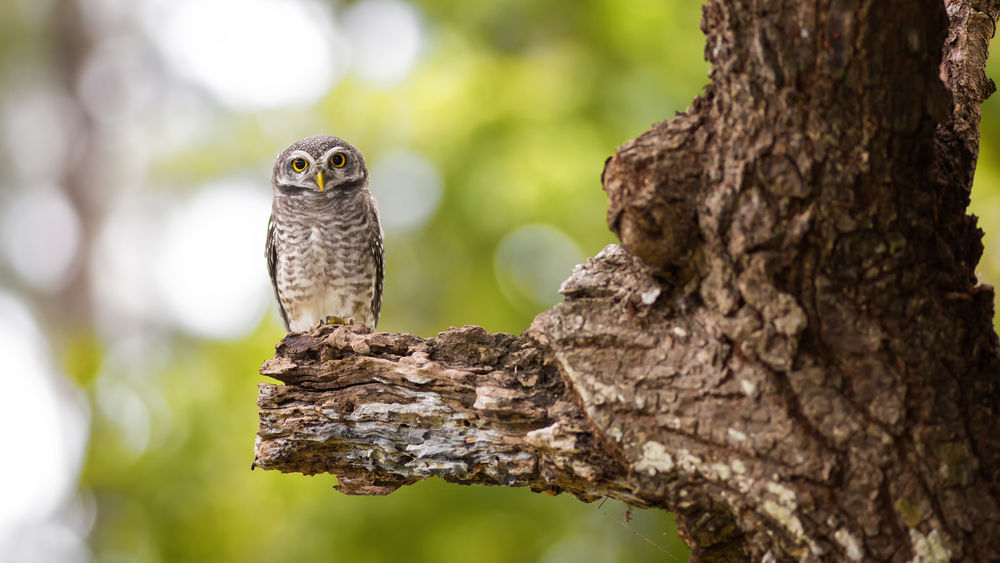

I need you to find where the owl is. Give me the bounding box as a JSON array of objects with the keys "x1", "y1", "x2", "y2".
[{"x1": 266, "y1": 135, "x2": 384, "y2": 332}]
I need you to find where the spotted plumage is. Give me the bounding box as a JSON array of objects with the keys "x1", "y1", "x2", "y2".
[{"x1": 266, "y1": 135, "x2": 384, "y2": 332}]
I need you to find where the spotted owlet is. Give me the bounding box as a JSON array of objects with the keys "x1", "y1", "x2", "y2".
[{"x1": 266, "y1": 135, "x2": 384, "y2": 332}]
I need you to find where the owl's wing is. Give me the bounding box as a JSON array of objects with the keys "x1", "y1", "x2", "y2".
[
  {"x1": 266, "y1": 213, "x2": 291, "y2": 331},
  {"x1": 370, "y1": 214, "x2": 385, "y2": 329}
]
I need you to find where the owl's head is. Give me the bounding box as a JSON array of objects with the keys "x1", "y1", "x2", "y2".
[{"x1": 272, "y1": 135, "x2": 368, "y2": 193}]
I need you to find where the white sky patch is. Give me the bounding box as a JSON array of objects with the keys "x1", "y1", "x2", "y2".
[
  {"x1": 147, "y1": 0, "x2": 341, "y2": 110},
  {"x1": 0, "y1": 187, "x2": 82, "y2": 293},
  {"x1": 0, "y1": 292, "x2": 89, "y2": 559},
  {"x1": 154, "y1": 180, "x2": 272, "y2": 339},
  {"x1": 344, "y1": 0, "x2": 424, "y2": 85},
  {"x1": 370, "y1": 150, "x2": 442, "y2": 233},
  {"x1": 91, "y1": 191, "x2": 168, "y2": 329},
  {"x1": 4, "y1": 521, "x2": 90, "y2": 563}
]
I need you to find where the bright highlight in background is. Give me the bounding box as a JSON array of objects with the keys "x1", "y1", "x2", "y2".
[
  {"x1": 494, "y1": 224, "x2": 584, "y2": 312},
  {"x1": 371, "y1": 150, "x2": 442, "y2": 233},
  {"x1": 155, "y1": 181, "x2": 273, "y2": 339},
  {"x1": 0, "y1": 293, "x2": 89, "y2": 562},
  {"x1": 344, "y1": 0, "x2": 424, "y2": 85},
  {"x1": 149, "y1": 0, "x2": 340, "y2": 110},
  {"x1": 0, "y1": 83, "x2": 78, "y2": 184},
  {"x1": 0, "y1": 187, "x2": 82, "y2": 293}
]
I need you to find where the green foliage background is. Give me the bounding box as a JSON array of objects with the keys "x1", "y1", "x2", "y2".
[
  {"x1": 66, "y1": 0, "x2": 703, "y2": 561},
  {"x1": 4, "y1": 0, "x2": 1000, "y2": 562}
]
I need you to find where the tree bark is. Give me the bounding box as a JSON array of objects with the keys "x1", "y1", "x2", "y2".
[{"x1": 255, "y1": 1, "x2": 1000, "y2": 561}]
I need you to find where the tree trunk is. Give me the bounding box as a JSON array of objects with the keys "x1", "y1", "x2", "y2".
[{"x1": 255, "y1": 1, "x2": 1000, "y2": 561}]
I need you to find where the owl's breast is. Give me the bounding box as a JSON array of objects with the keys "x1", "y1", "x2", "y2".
[{"x1": 273, "y1": 200, "x2": 378, "y2": 331}]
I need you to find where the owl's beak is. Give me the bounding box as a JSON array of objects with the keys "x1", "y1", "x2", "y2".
[{"x1": 315, "y1": 172, "x2": 325, "y2": 191}]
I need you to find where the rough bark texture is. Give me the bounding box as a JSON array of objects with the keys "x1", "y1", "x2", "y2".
[
  {"x1": 256, "y1": 323, "x2": 642, "y2": 503},
  {"x1": 256, "y1": 1, "x2": 1000, "y2": 561}
]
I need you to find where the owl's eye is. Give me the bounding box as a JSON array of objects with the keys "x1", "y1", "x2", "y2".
[
  {"x1": 329, "y1": 152, "x2": 347, "y2": 168},
  {"x1": 291, "y1": 158, "x2": 307, "y2": 172}
]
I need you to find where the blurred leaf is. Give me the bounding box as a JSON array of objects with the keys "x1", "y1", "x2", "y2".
[{"x1": 62, "y1": 331, "x2": 103, "y2": 387}]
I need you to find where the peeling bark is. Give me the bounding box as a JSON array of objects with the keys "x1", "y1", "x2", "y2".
[
  {"x1": 256, "y1": 321, "x2": 638, "y2": 502},
  {"x1": 256, "y1": 1, "x2": 1000, "y2": 561}
]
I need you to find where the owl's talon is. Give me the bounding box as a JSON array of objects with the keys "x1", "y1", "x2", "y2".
[{"x1": 319, "y1": 315, "x2": 355, "y2": 326}]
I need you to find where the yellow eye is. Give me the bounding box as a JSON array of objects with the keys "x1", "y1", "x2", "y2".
[
  {"x1": 329, "y1": 152, "x2": 347, "y2": 168},
  {"x1": 291, "y1": 158, "x2": 307, "y2": 172}
]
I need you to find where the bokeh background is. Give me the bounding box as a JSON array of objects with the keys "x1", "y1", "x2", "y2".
[{"x1": 0, "y1": 1, "x2": 996, "y2": 562}]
